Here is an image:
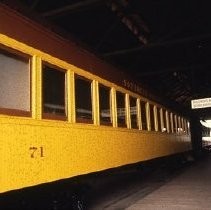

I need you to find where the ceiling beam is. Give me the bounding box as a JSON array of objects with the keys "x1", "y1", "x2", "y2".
[
  {"x1": 95, "y1": 19, "x2": 120, "y2": 50},
  {"x1": 42, "y1": 0, "x2": 106, "y2": 18},
  {"x1": 154, "y1": 10, "x2": 199, "y2": 43},
  {"x1": 136, "y1": 63, "x2": 211, "y2": 76},
  {"x1": 108, "y1": 0, "x2": 149, "y2": 45},
  {"x1": 103, "y1": 33, "x2": 211, "y2": 57},
  {"x1": 30, "y1": 0, "x2": 40, "y2": 10}
]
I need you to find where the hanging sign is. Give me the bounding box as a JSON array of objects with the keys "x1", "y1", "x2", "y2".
[{"x1": 191, "y1": 98, "x2": 211, "y2": 109}]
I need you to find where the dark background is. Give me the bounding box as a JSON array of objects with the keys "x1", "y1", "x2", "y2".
[{"x1": 3, "y1": 0, "x2": 211, "y2": 118}]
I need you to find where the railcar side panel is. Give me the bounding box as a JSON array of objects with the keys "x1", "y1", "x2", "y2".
[{"x1": 0, "y1": 117, "x2": 191, "y2": 193}]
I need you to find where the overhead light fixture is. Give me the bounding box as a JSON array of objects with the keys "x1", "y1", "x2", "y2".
[{"x1": 200, "y1": 120, "x2": 211, "y2": 128}]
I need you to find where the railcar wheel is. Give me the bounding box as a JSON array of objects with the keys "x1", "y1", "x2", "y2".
[{"x1": 71, "y1": 194, "x2": 86, "y2": 210}]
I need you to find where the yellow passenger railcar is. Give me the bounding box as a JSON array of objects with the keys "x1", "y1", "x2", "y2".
[{"x1": 0, "y1": 3, "x2": 191, "y2": 209}]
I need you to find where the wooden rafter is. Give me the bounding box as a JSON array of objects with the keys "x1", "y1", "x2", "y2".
[
  {"x1": 108, "y1": 0, "x2": 149, "y2": 45},
  {"x1": 103, "y1": 33, "x2": 211, "y2": 57},
  {"x1": 42, "y1": 0, "x2": 106, "y2": 17}
]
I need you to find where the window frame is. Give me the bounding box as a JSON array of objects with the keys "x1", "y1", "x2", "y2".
[
  {"x1": 0, "y1": 46, "x2": 32, "y2": 117},
  {"x1": 42, "y1": 62, "x2": 67, "y2": 121},
  {"x1": 149, "y1": 103, "x2": 155, "y2": 131},
  {"x1": 116, "y1": 90, "x2": 127, "y2": 128},
  {"x1": 98, "y1": 83, "x2": 112, "y2": 126},
  {"x1": 157, "y1": 106, "x2": 162, "y2": 132},
  {"x1": 75, "y1": 74, "x2": 94, "y2": 124},
  {"x1": 140, "y1": 100, "x2": 148, "y2": 130},
  {"x1": 129, "y1": 96, "x2": 138, "y2": 129}
]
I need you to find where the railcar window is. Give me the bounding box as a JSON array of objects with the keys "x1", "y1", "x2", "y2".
[
  {"x1": 99, "y1": 84, "x2": 112, "y2": 125},
  {"x1": 187, "y1": 121, "x2": 190, "y2": 134},
  {"x1": 177, "y1": 116, "x2": 182, "y2": 133},
  {"x1": 157, "y1": 107, "x2": 162, "y2": 131},
  {"x1": 75, "y1": 76, "x2": 93, "y2": 123},
  {"x1": 166, "y1": 111, "x2": 170, "y2": 133},
  {"x1": 181, "y1": 117, "x2": 184, "y2": 132},
  {"x1": 162, "y1": 109, "x2": 167, "y2": 132},
  {"x1": 140, "y1": 101, "x2": 147, "y2": 130},
  {"x1": 130, "y1": 97, "x2": 138, "y2": 129},
  {"x1": 186, "y1": 120, "x2": 190, "y2": 134},
  {"x1": 183, "y1": 118, "x2": 187, "y2": 133},
  {"x1": 170, "y1": 113, "x2": 174, "y2": 133},
  {"x1": 184, "y1": 119, "x2": 187, "y2": 133},
  {"x1": 116, "y1": 91, "x2": 126, "y2": 127},
  {"x1": 149, "y1": 104, "x2": 155, "y2": 131},
  {"x1": 42, "y1": 64, "x2": 66, "y2": 120},
  {"x1": 174, "y1": 114, "x2": 178, "y2": 133},
  {"x1": 0, "y1": 49, "x2": 30, "y2": 116}
]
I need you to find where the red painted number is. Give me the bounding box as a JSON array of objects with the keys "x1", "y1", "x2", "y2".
[{"x1": 29, "y1": 146, "x2": 44, "y2": 158}]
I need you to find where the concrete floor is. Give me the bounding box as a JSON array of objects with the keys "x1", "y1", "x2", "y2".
[
  {"x1": 126, "y1": 155, "x2": 211, "y2": 210},
  {"x1": 89, "y1": 153, "x2": 211, "y2": 210}
]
